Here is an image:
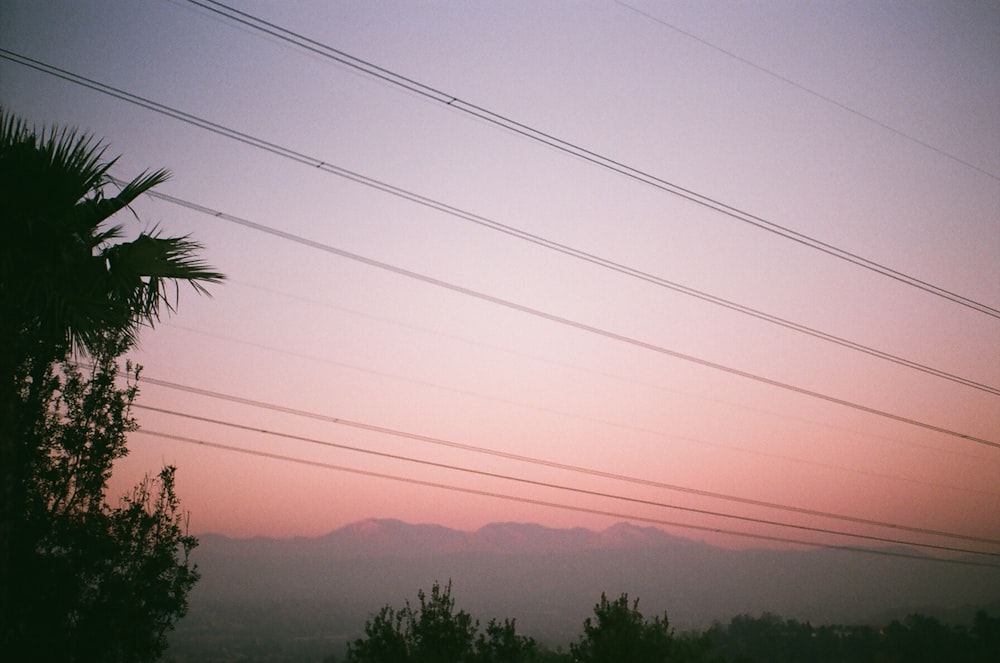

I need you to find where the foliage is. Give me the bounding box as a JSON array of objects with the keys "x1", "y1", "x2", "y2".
[
  {"x1": 701, "y1": 610, "x2": 1000, "y2": 663},
  {"x1": 341, "y1": 587, "x2": 1000, "y2": 663},
  {"x1": 346, "y1": 581, "x2": 539, "y2": 663},
  {"x1": 1, "y1": 108, "x2": 220, "y2": 659},
  {"x1": 0, "y1": 107, "x2": 223, "y2": 360},
  {"x1": 10, "y1": 342, "x2": 199, "y2": 662},
  {"x1": 350, "y1": 604, "x2": 413, "y2": 663},
  {"x1": 412, "y1": 580, "x2": 479, "y2": 662},
  {"x1": 570, "y1": 592, "x2": 675, "y2": 663},
  {"x1": 476, "y1": 618, "x2": 540, "y2": 663}
]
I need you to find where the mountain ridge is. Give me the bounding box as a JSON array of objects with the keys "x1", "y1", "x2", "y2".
[
  {"x1": 175, "y1": 518, "x2": 1000, "y2": 658},
  {"x1": 196, "y1": 518, "x2": 712, "y2": 558}
]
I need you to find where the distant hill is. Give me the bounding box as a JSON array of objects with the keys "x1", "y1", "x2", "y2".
[
  {"x1": 195, "y1": 518, "x2": 691, "y2": 559},
  {"x1": 167, "y1": 519, "x2": 1000, "y2": 662}
]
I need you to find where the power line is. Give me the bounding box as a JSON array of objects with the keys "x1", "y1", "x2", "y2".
[
  {"x1": 613, "y1": 0, "x2": 1000, "y2": 182},
  {"x1": 141, "y1": 188, "x2": 999, "y2": 397},
  {"x1": 142, "y1": 347, "x2": 1000, "y2": 498},
  {"x1": 4, "y1": 52, "x2": 995, "y2": 438},
  {"x1": 213, "y1": 282, "x2": 1000, "y2": 470},
  {"x1": 131, "y1": 395, "x2": 1000, "y2": 547},
  {"x1": 182, "y1": 0, "x2": 1000, "y2": 319},
  {"x1": 136, "y1": 428, "x2": 1000, "y2": 569},
  {"x1": 125, "y1": 189, "x2": 999, "y2": 449},
  {"x1": 2, "y1": 48, "x2": 995, "y2": 399},
  {"x1": 134, "y1": 407, "x2": 999, "y2": 558},
  {"x1": 3, "y1": 11, "x2": 993, "y2": 571}
]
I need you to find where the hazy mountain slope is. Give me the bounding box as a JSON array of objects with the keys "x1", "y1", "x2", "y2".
[{"x1": 169, "y1": 519, "x2": 1000, "y2": 660}]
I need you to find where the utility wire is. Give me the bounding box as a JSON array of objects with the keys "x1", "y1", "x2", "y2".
[
  {"x1": 143, "y1": 332, "x2": 1000, "y2": 504},
  {"x1": 211, "y1": 282, "x2": 1000, "y2": 470},
  {"x1": 125, "y1": 190, "x2": 1000, "y2": 449},
  {"x1": 612, "y1": 0, "x2": 1000, "y2": 181},
  {"x1": 142, "y1": 186, "x2": 1000, "y2": 397},
  {"x1": 4, "y1": 52, "x2": 995, "y2": 440},
  {"x1": 183, "y1": 0, "x2": 1000, "y2": 319},
  {"x1": 136, "y1": 428, "x2": 1000, "y2": 569},
  {"x1": 158, "y1": 321, "x2": 1000, "y2": 483},
  {"x1": 135, "y1": 405, "x2": 1000, "y2": 558},
  {"x1": 132, "y1": 396, "x2": 1000, "y2": 547},
  {"x1": 2, "y1": 48, "x2": 995, "y2": 398}
]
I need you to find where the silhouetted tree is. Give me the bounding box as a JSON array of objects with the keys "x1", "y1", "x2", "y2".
[
  {"x1": 967, "y1": 610, "x2": 1000, "y2": 662},
  {"x1": 0, "y1": 109, "x2": 223, "y2": 361},
  {"x1": 349, "y1": 603, "x2": 412, "y2": 663},
  {"x1": 11, "y1": 340, "x2": 199, "y2": 662},
  {"x1": 881, "y1": 613, "x2": 967, "y2": 663},
  {"x1": 476, "y1": 618, "x2": 539, "y2": 662},
  {"x1": 1, "y1": 109, "x2": 221, "y2": 659},
  {"x1": 347, "y1": 580, "x2": 543, "y2": 663},
  {"x1": 570, "y1": 593, "x2": 675, "y2": 663},
  {"x1": 347, "y1": 581, "x2": 478, "y2": 663},
  {"x1": 412, "y1": 581, "x2": 478, "y2": 663},
  {"x1": 696, "y1": 610, "x2": 1000, "y2": 663}
]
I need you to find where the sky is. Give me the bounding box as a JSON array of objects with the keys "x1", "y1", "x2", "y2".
[{"x1": 1, "y1": 0, "x2": 998, "y2": 558}]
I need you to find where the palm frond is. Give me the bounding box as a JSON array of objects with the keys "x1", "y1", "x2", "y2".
[
  {"x1": 103, "y1": 233, "x2": 225, "y2": 324},
  {"x1": 42, "y1": 125, "x2": 113, "y2": 196},
  {"x1": 0, "y1": 109, "x2": 32, "y2": 148},
  {"x1": 115, "y1": 168, "x2": 171, "y2": 203},
  {"x1": 2, "y1": 108, "x2": 225, "y2": 358},
  {"x1": 1, "y1": 108, "x2": 112, "y2": 224}
]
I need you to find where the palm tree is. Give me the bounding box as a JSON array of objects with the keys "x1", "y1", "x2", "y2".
[
  {"x1": 0, "y1": 108, "x2": 224, "y2": 363},
  {"x1": 0, "y1": 107, "x2": 224, "y2": 652}
]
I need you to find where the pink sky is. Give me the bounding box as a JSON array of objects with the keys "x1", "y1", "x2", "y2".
[{"x1": 2, "y1": 0, "x2": 998, "y2": 558}]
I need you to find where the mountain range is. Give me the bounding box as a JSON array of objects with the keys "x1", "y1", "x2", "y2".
[{"x1": 167, "y1": 519, "x2": 1000, "y2": 662}]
